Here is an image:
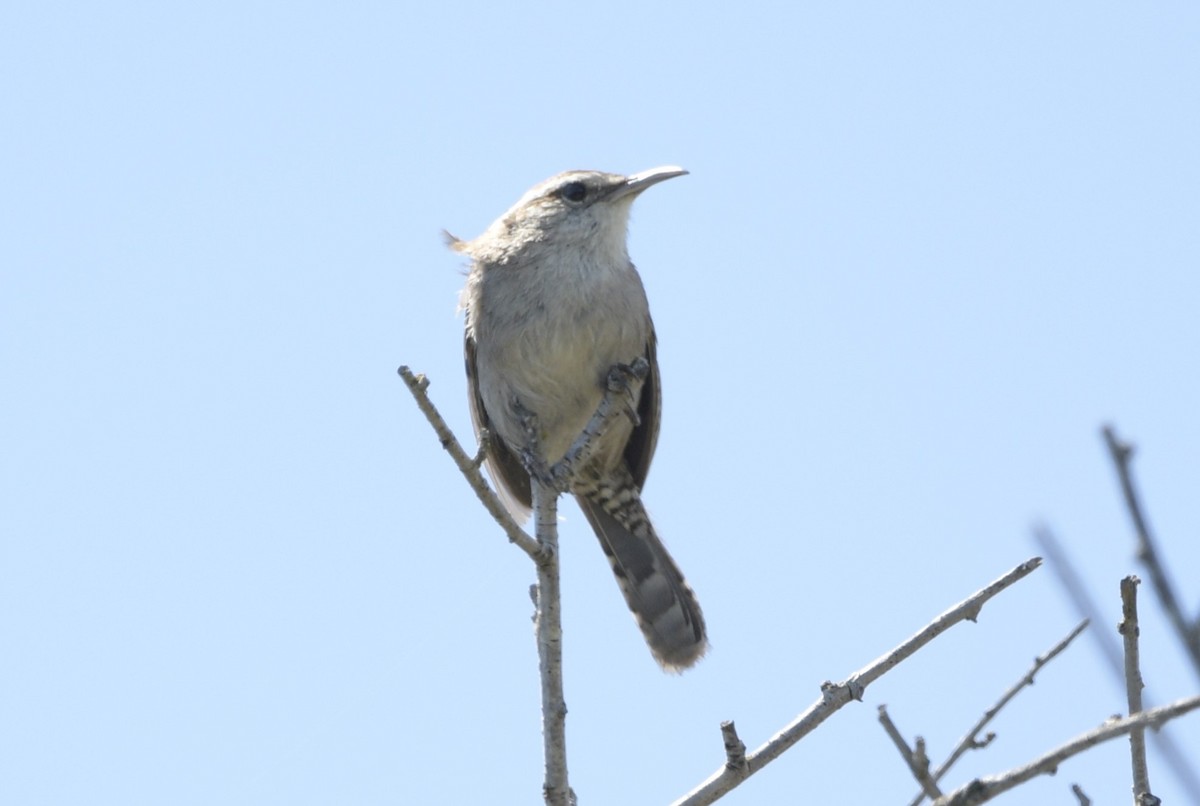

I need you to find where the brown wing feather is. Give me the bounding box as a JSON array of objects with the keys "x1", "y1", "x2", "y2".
[
  {"x1": 624, "y1": 327, "x2": 661, "y2": 491},
  {"x1": 465, "y1": 334, "x2": 533, "y2": 515}
]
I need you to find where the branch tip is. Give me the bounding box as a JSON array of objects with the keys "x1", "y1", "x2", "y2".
[
  {"x1": 720, "y1": 721, "x2": 747, "y2": 772},
  {"x1": 1102, "y1": 425, "x2": 1200, "y2": 683}
]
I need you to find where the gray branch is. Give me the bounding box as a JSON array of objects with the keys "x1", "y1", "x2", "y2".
[
  {"x1": 1119, "y1": 576, "x2": 1152, "y2": 803},
  {"x1": 719, "y1": 721, "x2": 746, "y2": 772},
  {"x1": 398, "y1": 366, "x2": 541, "y2": 559},
  {"x1": 880, "y1": 705, "x2": 942, "y2": 801},
  {"x1": 1032, "y1": 524, "x2": 1200, "y2": 800},
  {"x1": 933, "y1": 697, "x2": 1200, "y2": 806},
  {"x1": 672, "y1": 557, "x2": 1043, "y2": 806},
  {"x1": 532, "y1": 479, "x2": 573, "y2": 806},
  {"x1": 1102, "y1": 425, "x2": 1200, "y2": 681},
  {"x1": 909, "y1": 619, "x2": 1089, "y2": 805},
  {"x1": 401, "y1": 363, "x2": 649, "y2": 805}
]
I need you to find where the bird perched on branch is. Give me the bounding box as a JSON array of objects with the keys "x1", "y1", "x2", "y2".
[{"x1": 451, "y1": 166, "x2": 707, "y2": 671}]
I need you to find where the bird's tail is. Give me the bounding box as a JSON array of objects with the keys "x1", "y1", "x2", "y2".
[{"x1": 575, "y1": 467, "x2": 707, "y2": 672}]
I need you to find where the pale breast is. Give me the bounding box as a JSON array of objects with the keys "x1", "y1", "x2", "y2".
[{"x1": 471, "y1": 252, "x2": 651, "y2": 465}]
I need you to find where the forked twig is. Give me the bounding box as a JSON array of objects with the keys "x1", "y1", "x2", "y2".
[
  {"x1": 908, "y1": 619, "x2": 1089, "y2": 805},
  {"x1": 932, "y1": 697, "x2": 1200, "y2": 805},
  {"x1": 673, "y1": 558, "x2": 1043, "y2": 806},
  {"x1": 398, "y1": 366, "x2": 540, "y2": 558},
  {"x1": 880, "y1": 705, "x2": 942, "y2": 800},
  {"x1": 401, "y1": 363, "x2": 647, "y2": 806}
]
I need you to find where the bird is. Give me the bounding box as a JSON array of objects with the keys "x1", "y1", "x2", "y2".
[{"x1": 451, "y1": 166, "x2": 707, "y2": 671}]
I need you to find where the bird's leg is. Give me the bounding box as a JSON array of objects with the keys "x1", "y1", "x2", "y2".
[{"x1": 512, "y1": 399, "x2": 561, "y2": 490}]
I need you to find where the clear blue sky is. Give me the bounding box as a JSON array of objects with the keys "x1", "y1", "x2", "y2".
[{"x1": 3, "y1": 3, "x2": 1198, "y2": 804}]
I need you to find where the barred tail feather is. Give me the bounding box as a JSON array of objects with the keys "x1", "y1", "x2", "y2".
[{"x1": 575, "y1": 469, "x2": 707, "y2": 672}]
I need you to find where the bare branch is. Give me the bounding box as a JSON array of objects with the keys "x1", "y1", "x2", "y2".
[
  {"x1": 720, "y1": 721, "x2": 747, "y2": 773},
  {"x1": 1119, "y1": 576, "x2": 1152, "y2": 801},
  {"x1": 673, "y1": 557, "x2": 1043, "y2": 806},
  {"x1": 532, "y1": 479, "x2": 572, "y2": 805},
  {"x1": 909, "y1": 618, "x2": 1089, "y2": 805},
  {"x1": 1071, "y1": 783, "x2": 1091, "y2": 805},
  {"x1": 879, "y1": 705, "x2": 942, "y2": 800},
  {"x1": 1032, "y1": 525, "x2": 1200, "y2": 800},
  {"x1": 933, "y1": 696, "x2": 1200, "y2": 806},
  {"x1": 398, "y1": 366, "x2": 541, "y2": 559},
  {"x1": 401, "y1": 364, "x2": 650, "y2": 805},
  {"x1": 1102, "y1": 425, "x2": 1200, "y2": 680}
]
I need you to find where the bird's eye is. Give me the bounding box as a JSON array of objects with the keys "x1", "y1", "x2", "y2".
[{"x1": 559, "y1": 181, "x2": 587, "y2": 203}]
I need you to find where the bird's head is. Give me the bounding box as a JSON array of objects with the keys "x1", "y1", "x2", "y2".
[{"x1": 449, "y1": 166, "x2": 687, "y2": 266}]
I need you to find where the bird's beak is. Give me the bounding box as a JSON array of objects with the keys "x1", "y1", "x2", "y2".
[{"x1": 610, "y1": 166, "x2": 688, "y2": 201}]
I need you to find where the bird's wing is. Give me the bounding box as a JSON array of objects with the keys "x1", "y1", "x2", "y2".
[
  {"x1": 624, "y1": 325, "x2": 661, "y2": 491},
  {"x1": 465, "y1": 332, "x2": 533, "y2": 518}
]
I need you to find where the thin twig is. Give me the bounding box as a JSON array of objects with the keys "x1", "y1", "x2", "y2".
[
  {"x1": 1119, "y1": 576, "x2": 1152, "y2": 801},
  {"x1": 398, "y1": 366, "x2": 541, "y2": 559},
  {"x1": 1032, "y1": 525, "x2": 1200, "y2": 800},
  {"x1": 1102, "y1": 425, "x2": 1200, "y2": 681},
  {"x1": 720, "y1": 721, "x2": 747, "y2": 772},
  {"x1": 401, "y1": 364, "x2": 651, "y2": 806},
  {"x1": 533, "y1": 479, "x2": 572, "y2": 806},
  {"x1": 1071, "y1": 783, "x2": 1091, "y2": 805},
  {"x1": 880, "y1": 705, "x2": 942, "y2": 800},
  {"x1": 672, "y1": 557, "x2": 1043, "y2": 806},
  {"x1": 909, "y1": 619, "x2": 1089, "y2": 805},
  {"x1": 933, "y1": 696, "x2": 1200, "y2": 806}
]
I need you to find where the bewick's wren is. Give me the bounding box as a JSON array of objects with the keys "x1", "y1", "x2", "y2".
[{"x1": 452, "y1": 166, "x2": 707, "y2": 671}]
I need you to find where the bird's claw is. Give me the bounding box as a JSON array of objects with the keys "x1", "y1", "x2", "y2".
[{"x1": 606, "y1": 358, "x2": 648, "y2": 426}]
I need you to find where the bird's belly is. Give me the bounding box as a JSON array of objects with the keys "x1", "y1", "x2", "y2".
[{"x1": 480, "y1": 310, "x2": 644, "y2": 465}]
